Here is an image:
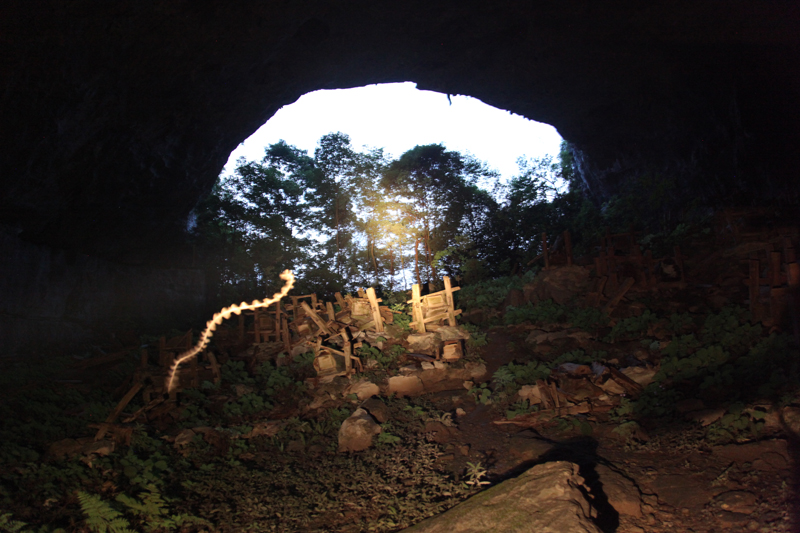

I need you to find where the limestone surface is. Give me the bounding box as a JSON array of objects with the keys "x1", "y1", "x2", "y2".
[{"x1": 401, "y1": 461, "x2": 601, "y2": 533}]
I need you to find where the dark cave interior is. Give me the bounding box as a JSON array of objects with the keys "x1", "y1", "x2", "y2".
[{"x1": 1, "y1": 2, "x2": 800, "y2": 532}]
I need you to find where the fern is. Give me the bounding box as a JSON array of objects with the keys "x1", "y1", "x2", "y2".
[
  {"x1": 78, "y1": 491, "x2": 135, "y2": 533},
  {"x1": 0, "y1": 512, "x2": 28, "y2": 532}
]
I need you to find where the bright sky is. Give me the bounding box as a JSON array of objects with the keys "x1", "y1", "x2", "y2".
[{"x1": 223, "y1": 82, "x2": 563, "y2": 182}]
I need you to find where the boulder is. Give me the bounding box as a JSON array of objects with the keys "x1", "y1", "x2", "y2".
[
  {"x1": 401, "y1": 461, "x2": 601, "y2": 533},
  {"x1": 347, "y1": 378, "x2": 380, "y2": 401},
  {"x1": 407, "y1": 333, "x2": 439, "y2": 355},
  {"x1": 387, "y1": 375, "x2": 425, "y2": 397},
  {"x1": 338, "y1": 408, "x2": 382, "y2": 452},
  {"x1": 595, "y1": 464, "x2": 642, "y2": 518},
  {"x1": 523, "y1": 266, "x2": 592, "y2": 306}
]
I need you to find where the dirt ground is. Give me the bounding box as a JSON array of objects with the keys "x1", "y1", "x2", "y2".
[{"x1": 421, "y1": 326, "x2": 800, "y2": 533}]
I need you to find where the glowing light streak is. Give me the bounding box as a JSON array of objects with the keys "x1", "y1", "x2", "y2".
[{"x1": 166, "y1": 270, "x2": 295, "y2": 393}]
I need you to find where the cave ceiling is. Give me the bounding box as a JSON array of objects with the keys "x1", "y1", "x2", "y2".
[{"x1": 1, "y1": 0, "x2": 798, "y2": 261}]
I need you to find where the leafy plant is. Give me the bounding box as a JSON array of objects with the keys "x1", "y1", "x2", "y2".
[
  {"x1": 78, "y1": 492, "x2": 135, "y2": 533},
  {"x1": 503, "y1": 299, "x2": 566, "y2": 326},
  {"x1": 604, "y1": 310, "x2": 657, "y2": 343},
  {"x1": 468, "y1": 383, "x2": 492, "y2": 405},
  {"x1": 464, "y1": 462, "x2": 490, "y2": 488}
]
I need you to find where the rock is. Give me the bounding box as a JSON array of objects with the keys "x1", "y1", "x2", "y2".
[
  {"x1": 400, "y1": 461, "x2": 602, "y2": 532},
  {"x1": 503, "y1": 288, "x2": 525, "y2": 309},
  {"x1": 712, "y1": 440, "x2": 789, "y2": 469},
  {"x1": 421, "y1": 361, "x2": 435, "y2": 370},
  {"x1": 714, "y1": 490, "x2": 758, "y2": 514},
  {"x1": 407, "y1": 333, "x2": 440, "y2": 355},
  {"x1": 649, "y1": 474, "x2": 716, "y2": 511},
  {"x1": 387, "y1": 375, "x2": 425, "y2": 397},
  {"x1": 687, "y1": 408, "x2": 725, "y2": 426},
  {"x1": 522, "y1": 266, "x2": 592, "y2": 306},
  {"x1": 423, "y1": 421, "x2": 460, "y2": 444},
  {"x1": 781, "y1": 406, "x2": 800, "y2": 436},
  {"x1": 506, "y1": 434, "x2": 553, "y2": 462},
  {"x1": 338, "y1": 408, "x2": 382, "y2": 452},
  {"x1": 432, "y1": 326, "x2": 470, "y2": 341},
  {"x1": 456, "y1": 408, "x2": 467, "y2": 417},
  {"x1": 232, "y1": 384, "x2": 255, "y2": 397},
  {"x1": 173, "y1": 429, "x2": 196, "y2": 447},
  {"x1": 518, "y1": 384, "x2": 542, "y2": 404},
  {"x1": 347, "y1": 378, "x2": 380, "y2": 401},
  {"x1": 360, "y1": 397, "x2": 390, "y2": 423},
  {"x1": 242, "y1": 421, "x2": 281, "y2": 439},
  {"x1": 620, "y1": 366, "x2": 656, "y2": 387},
  {"x1": 595, "y1": 464, "x2": 642, "y2": 518},
  {"x1": 675, "y1": 398, "x2": 706, "y2": 413}
]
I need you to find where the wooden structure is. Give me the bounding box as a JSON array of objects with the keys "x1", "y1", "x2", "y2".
[{"x1": 407, "y1": 276, "x2": 461, "y2": 333}]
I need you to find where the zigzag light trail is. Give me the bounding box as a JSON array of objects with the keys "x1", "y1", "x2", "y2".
[{"x1": 166, "y1": 270, "x2": 295, "y2": 393}]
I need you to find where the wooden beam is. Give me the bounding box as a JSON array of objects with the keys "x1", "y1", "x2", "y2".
[
  {"x1": 443, "y1": 276, "x2": 458, "y2": 327},
  {"x1": 603, "y1": 277, "x2": 635, "y2": 314},
  {"x1": 95, "y1": 381, "x2": 143, "y2": 440},
  {"x1": 408, "y1": 284, "x2": 425, "y2": 333},
  {"x1": 300, "y1": 301, "x2": 332, "y2": 336},
  {"x1": 365, "y1": 288, "x2": 384, "y2": 333}
]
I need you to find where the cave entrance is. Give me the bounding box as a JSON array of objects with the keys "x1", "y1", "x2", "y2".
[
  {"x1": 222, "y1": 82, "x2": 563, "y2": 184},
  {"x1": 210, "y1": 82, "x2": 565, "y2": 293}
]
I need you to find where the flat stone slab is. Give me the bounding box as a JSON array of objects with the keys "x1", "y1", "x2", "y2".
[{"x1": 401, "y1": 461, "x2": 601, "y2": 533}]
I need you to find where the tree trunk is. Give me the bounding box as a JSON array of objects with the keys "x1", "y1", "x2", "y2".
[{"x1": 414, "y1": 238, "x2": 423, "y2": 288}]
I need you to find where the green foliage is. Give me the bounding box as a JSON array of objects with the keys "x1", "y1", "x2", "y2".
[
  {"x1": 505, "y1": 400, "x2": 534, "y2": 420},
  {"x1": 0, "y1": 512, "x2": 29, "y2": 532},
  {"x1": 468, "y1": 383, "x2": 492, "y2": 405},
  {"x1": 357, "y1": 345, "x2": 398, "y2": 370},
  {"x1": 461, "y1": 324, "x2": 488, "y2": 352},
  {"x1": 224, "y1": 392, "x2": 270, "y2": 417},
  {"x1": 705, "y1": 403, "x2": 765, "y2": 444},
  {"x1": 604, "y1": 310, "x2": 657, "y2": 343},
  {"x1": 376, "y1": 423, "x2": 402, "y2": 447},
  {"x1": 503, "y1": 299, "x2": 566, "y2": 325},
  {"x1": 464, "y1": 462, "x2": 490, "y2": 488},
  {"x1": 556, "y1": 416, "x2": 593, "y2": 436},
  {"x1": 493, "y1": 361, "x2": 550, "y2": 391},
  {"x1": 551, "y1": 349, "x2": 596, "y2": 366},
  {"x1": 567, "y1": 307, "x2": 609, "y2": 331},
  {"x1": 78, "y1": 492, "x2": 135, "y2": 533},
  {"x1": 220, "y1": 360, "x2": 254, "y2": 385},
  {"x1": 292, "y1": 351, "x2": 316, "y2": 367},
  {"x1": 457, "y1": 270, "x2": 536, "y2": 311}
]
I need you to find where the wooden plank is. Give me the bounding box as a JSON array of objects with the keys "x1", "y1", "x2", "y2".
[
  {"x1": 335, "y1": 292, "x2": 346, "y2": 309},
  {"x1": 443, "y1": 276, "x2": 457, "y2": 327},
  {"x1": 748, "y1": 258, "x2": 760, "y2": 317},
  {"x1": 300, "y1": 301, "x2": 332, "y2": 336},
  {"x1": 410, "y1": 284, "x2": 425, "y2": 333},
  {"x1": 326, "y1": 301, "x2": 335, "y2": 322},
  {"x1": 206, "y1": 351, "x2": 221, "y2": 384},
  {"x1": 365, "y1": 287, "x2": 384, "y2": 333},
  {"x1": 95, "y1": 381, "x2": 143, "y2": 440},
  {"x1": 603, "y1": 277, "x2": 635, "y2": 314},
  {"x1": 281, "y1": 315, "x2": 291, "y2": 353}
]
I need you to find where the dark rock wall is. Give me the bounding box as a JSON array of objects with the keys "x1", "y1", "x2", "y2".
[
  {"x1": 0, "y1": 227, "x2": 205, "y2": 355},
  {"x1": 1, "y1": 1, "x2": 798, "y2": 350}
]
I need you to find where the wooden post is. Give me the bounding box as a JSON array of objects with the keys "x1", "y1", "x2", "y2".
[
  {"x1": 341, "y1": 329, "x2": 352, "y2": 372},
  {"x1": 366, "y1": 287, "x2": 384, "y2": 333},
  {"x1": 206, "y1": 351, "x2": 221, "y2": 385},
  {"x1": 300, "y1": 301, "x2": 332, "y2": 335},
  {"x1": 281, "y1": 315, "x2": 291, "y2": 353},
  {"x1": 326, "y1": 301, "x2": 335, "y2": 322},
  {"x1": 443, "y1": 276, "x2": 459, "y2": 327},
  {"x1": 771, "y1": 251, "x2": 783, "y2": 287},
  {"x1": 564, "y1": 230, "x2": 573, "y2": 267},
  {"x1": 335, "y1": 292, "x2": 346, "y2": 310},
  {"x1": 748, "y1": 257, "x2": 760, "y2": 317},
  {"x1": 409, "y1": 284, "x2": 425, "y2": 333},
  {"x1": 674, "y1": 246, "x2": 686, "y2": 283},
  {"x1": 541, "y1": 232, "x2": 550, "y2": 270},
  {"x1": 95, "y1": 381, "x2": 143, "y2": 440},
  {"x1": 253, "y1": 308, "x2": 261, "y2": 343}
]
